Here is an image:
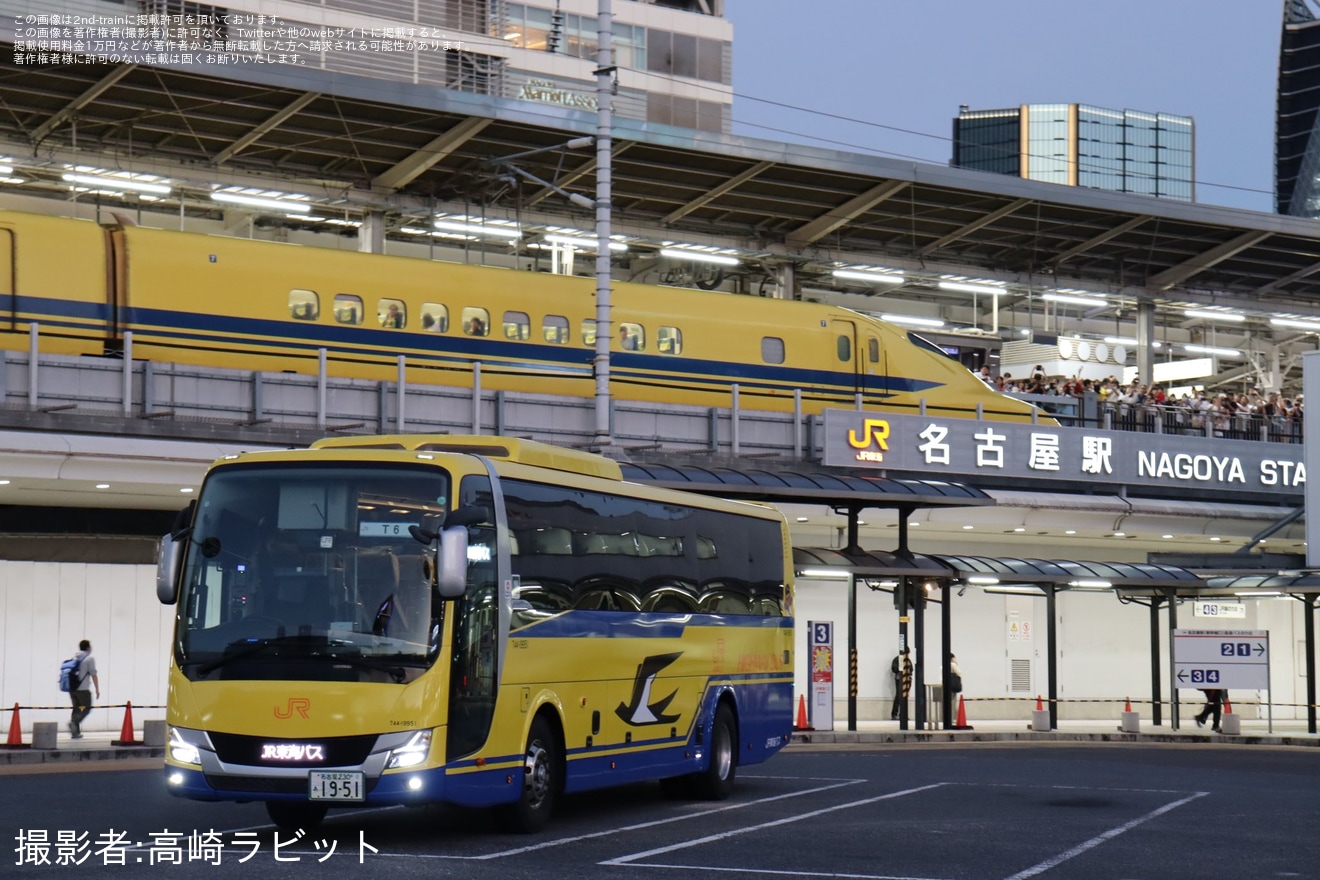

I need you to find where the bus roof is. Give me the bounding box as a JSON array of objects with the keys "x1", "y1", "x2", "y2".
[{"x1": 309, "y1": 435, "x2": 623, "y2": 481}]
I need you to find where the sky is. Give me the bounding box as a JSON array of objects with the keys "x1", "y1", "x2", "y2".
[{"x1": 723, "y1": 1, "x2": 1282, "y2": 213}]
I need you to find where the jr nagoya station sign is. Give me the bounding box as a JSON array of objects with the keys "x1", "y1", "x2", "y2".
[{"x1": 822, "y1": 410, "x2": 1305, "y2": 496}]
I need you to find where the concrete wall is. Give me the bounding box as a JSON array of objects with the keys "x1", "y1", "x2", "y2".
[
  {"x1": 1, "y1": 562, "x2": 170, "y2": 735},
  {"x1": 2, "y1": 561, "x2": 1310, "y2": 735}
]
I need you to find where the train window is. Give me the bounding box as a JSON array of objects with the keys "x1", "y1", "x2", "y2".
[
  {"x1": 836, "y1": 335, "x2": 852, "y2": 362},
  {"x1": 289, "y1": 290, "x2": 319, "y2": 321},
  {"x1": 462, "y1": 307, "x2": 490, "y2": 337},
  {"x1": 657, "y1": 326, "x2": 683, "y2": 355},
  {"x1": 333, "y1": 294, "x2": 363, "y2": 325},
  {"x1": 503, "y1": 311, "x2": 531, "y2": 340},
  {"x1": 543, "y1": 315, "x2": 569, "y2": 344},
  {"x1": 618, "y1": 322, "x2": 645, "y2": 351},
  {"x1": 421, "y1": 303, "x2": 448, "y2": 332},
  {"x1": 761, "y1": 337, "x2": 785, "y2": 364},
  {"x1": 377, "y1": 298, "x2": 406, "y2": 329},
  {"x1": 868, "y1": 337, "x2": 880, "y2": 364},
  {"x1": 581, "y1": 319, "x2": 597, "y2": 346}
]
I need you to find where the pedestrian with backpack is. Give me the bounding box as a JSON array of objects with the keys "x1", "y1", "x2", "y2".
[{"x1": 67, "y1": 639, "x2": 100, "y2": 739}]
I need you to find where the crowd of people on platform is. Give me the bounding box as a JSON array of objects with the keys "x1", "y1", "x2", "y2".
[{"x1": 978, "y1": 364, "x2": 1304, "y2": 440}]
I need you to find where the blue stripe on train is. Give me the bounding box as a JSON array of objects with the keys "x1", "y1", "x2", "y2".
[{"x1": 2, "y1": 294, "x2": 945, "y2": 397}]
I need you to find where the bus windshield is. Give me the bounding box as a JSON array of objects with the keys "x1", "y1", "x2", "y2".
[{"x1": 173, "y1": 462, "x2": 451, "y2": 684}]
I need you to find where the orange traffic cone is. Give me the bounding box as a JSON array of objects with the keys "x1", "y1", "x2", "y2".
[
  {"x1": 953, "y1": 695, "x2": 973, "y2": 730},
  {"x1": 1125, "y1": 697, "x2": 1133, "y2": 712},
  {"x1": 795, "y1": 694, "x2": 810, "y2": 730},
  {"x1": 1036, "y1": 694, "x2": 1044, "y2": 711},
  {"x1": 1223, "y1": 696, "x2": 1232, "y2": 715},
  {"x1": 2, "y1": 703, "x2": 28, "y2": 749},
  {"x1": 113, "y1": 702, "x2": 140, "y2": 746}
]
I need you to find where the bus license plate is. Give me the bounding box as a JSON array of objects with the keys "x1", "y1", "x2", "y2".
[{"x1": 308, "y1": 771, "x2": 364, "y2": 802}]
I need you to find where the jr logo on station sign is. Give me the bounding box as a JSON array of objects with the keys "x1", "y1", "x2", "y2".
[{"x1": 823, "y1": 410, "x2": 1305, "y2": 496}]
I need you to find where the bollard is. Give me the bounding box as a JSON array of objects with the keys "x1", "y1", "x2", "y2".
[
  {"x1": 143, "y1": 720, "x2": 167, "y2": 747},
  {"x1": 31, "y1": 722, "x2": 57, "y2": 749},
  {"x1": 1030, "y1": 695, "x2": 1051, "y2": 732},
  {"x1": 1119, "y1": 697, "x2": 1140, "y2": 733}
]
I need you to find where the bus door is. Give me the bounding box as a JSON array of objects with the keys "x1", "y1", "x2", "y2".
[
  {"x1": 830, "y1": 319, "x2": 861, "y2": 402},
  {"x1": 447, "y1": 463, "x2": 512, "y2": 759}
]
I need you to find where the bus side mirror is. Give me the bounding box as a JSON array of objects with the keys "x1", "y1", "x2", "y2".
[
  {"x1": 156, "y1": 533, "x2": 183, "y2": 605},
  {"x1": 436, "y1": 525, "x2": 469, "y2": 599}
]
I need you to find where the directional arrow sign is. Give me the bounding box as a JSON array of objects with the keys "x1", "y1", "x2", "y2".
[{"x1": 1173, "y1": 630, "x2": 1269, "y2": 690}]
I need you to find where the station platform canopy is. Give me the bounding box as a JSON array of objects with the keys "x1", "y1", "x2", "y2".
[{"x1": 618, "y1": 462, "x2": 993, "y2": 509}]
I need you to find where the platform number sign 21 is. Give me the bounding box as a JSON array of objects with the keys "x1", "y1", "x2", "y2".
[{"x1": 1222, "y1": 642, "x2": 1253, "y2": 657}]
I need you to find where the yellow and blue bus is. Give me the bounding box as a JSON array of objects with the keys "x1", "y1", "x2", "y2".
[{"x1": 156, "y1": 435, "x2": 795, "y2": 832}]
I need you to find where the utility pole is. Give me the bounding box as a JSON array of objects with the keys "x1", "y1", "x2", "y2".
[{"x1": 592, "y1": 0, "x2": 614, "y2": 448}]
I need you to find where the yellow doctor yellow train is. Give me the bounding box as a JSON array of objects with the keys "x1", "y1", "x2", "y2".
[{"x1": 0, "y1": 208, "x2": 1038, "y2": 421}]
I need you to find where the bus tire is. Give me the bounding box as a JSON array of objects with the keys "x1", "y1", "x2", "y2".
[
  {"x1": 265, "y1": 800, "x2": 328, "y2": 831},
  {"x1": 692, "y1": 702, "x2": 737, "y2": 800},
  {"x1": 501, "y1": 715, "x2": 560, "y2": 833}
]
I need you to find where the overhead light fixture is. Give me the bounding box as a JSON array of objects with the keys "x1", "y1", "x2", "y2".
[
  {"x1": 1185, "y1": 309, "x2": 1244, "y2": 323},
  {"x1": 1271, "y1": 316, "x2": 1320, "y2": 332},
  {"x1": 798, "y1": 568, "x2": 851, "y2": 579},
  {"x1": 1043, "y1": 292, "x2": 1107, "y2": 307},
  {"x1": 1233, "y1": 590, "x2": 1281, "y2": 597},
  {"x1": 984, "y1": 586, "x2": 1040, "y2": 595},
  {"x1": 881, "y1": 314, "x2": 945, "y2": 328},
  {"x1": 434, "y1": 219, "x2": 521, "y2": 238},
  {"x1": 1184, "y1": 344, "x2": 1241, "y2": 357},
  {"x1": 64, "y1": 172, "x2": 171, "y2": 195},
  {"x1": 212, "y1": 191, "x2": 311, "y2": 213},
  {"x1": 967, "y1": 576, "x2": 1000, "y2": 585},
  {"x1": 95, "y1": 483, "x2": 110, "y2": 489},
  {"x1": 938, "y1": 280, "x2": 1005, "y2": 295},
  {"x1": 545, "y1": 234, "x2": 627, "y2": 251},
  {"x1": 1104, "y1": 336, "x2": 1138, "y2": 345},
  {"x1": 1068, "y1": 579, "x2": 1113, "y2": 589},
  {"x1": 659, "y1": 247, "x2": 740, "y2": 266},
  {"x1": 833, "y1": 268, "x2": 905, "y2": 285}
]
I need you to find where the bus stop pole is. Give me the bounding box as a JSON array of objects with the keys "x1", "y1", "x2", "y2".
[
  {"x1": 941, "y1": 581, "x2": 953, "y2": 729},
  {"x1": 914, "y1": 582, "x2": 926, "y2": 730},
  {"x1": 1305, "y1": 595, "x2": 1317, "y2": 735},
  {"x1": 1167, "y1": 587, "x2": 1180, "y2": 731},
  {"x1": 1046, "y1": 585, "x2": 1058, "y2": 730},
  {"x1": 847, "y1": 573, "x2": 857, "y2": 732},
  {"x1": 1150, "y1": 597, "x2": 1164, "y2": 726}
]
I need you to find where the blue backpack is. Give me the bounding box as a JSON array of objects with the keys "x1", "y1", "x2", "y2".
[{"x1": 58, "y1": 656, "x2": 81, "y2": 693}]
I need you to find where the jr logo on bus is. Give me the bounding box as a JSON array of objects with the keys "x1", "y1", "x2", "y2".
[
  {"x1": 846, "y1": 418, "x2": 890, "y2": 463},
  {"x1": 274, "y1": 698, "x2": 311, "y2": 719},
  {"x1": 616, "y1": 652, "x2": 682, "y2": 726}
]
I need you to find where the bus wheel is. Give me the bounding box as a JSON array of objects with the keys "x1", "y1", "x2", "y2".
[
  {"x1": 265, "y1": 801, "x2": 328, "y2": 831},
  {"x1": 501, "y1": 716, "x2": 560, "y2": 833},
  {"x1": 692, "y1": 703, "x2": 737, "y2": 800}
]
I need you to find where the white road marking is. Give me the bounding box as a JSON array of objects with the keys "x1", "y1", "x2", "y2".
[
  {"x1": 1000, "y1": 791, "x2": 1210, "y2": 880},
  {"x1": 601, "y1": 783, "x2": 950, "y2": 867}
]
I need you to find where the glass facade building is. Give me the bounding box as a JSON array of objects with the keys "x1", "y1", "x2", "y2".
[
  {"x1": 1277, "y1": 0, "x2": 1320, "y2": 216},
  {"x1": 953, "y1": 104, "x2": 1195, "y2": 201}
]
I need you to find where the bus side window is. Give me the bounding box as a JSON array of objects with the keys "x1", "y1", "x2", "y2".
[
  {"x1": 543, "y1": 315, "x2": 569, "y2": 344},
  {"x1": 503, "y1": 310, "x2": 530, "y2": 340},
  {"x1": 657, "y1": 326, "x2": 682, "y2": 355},
  {"x1": 421, "y1": 303, "x2": 448, "y2": 332},
  {"x1": 289, "y1": 289, "x2": 319, "y2": 321},
  {"x1": 334, "y1": 294, "x2": 363, "y2": 325},
  {"x1": 761, "y1": 336, "x2": 785, "y2": 364}
]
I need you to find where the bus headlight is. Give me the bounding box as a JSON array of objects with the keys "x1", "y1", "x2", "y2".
[
  {"x1": 386, "y1": 730, "x2": 432, "y2": 769},
  {"x1": 168, "y1": 727, "x2": 202, "y2": 766}
]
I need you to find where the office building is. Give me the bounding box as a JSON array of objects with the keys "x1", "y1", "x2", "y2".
[
  {"x1": 952, "y1": 104, "x2": 1194, "y2": 201},
  {"x1": 1277, "y1": 0, "x2": 1320, "y2": 216}
]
